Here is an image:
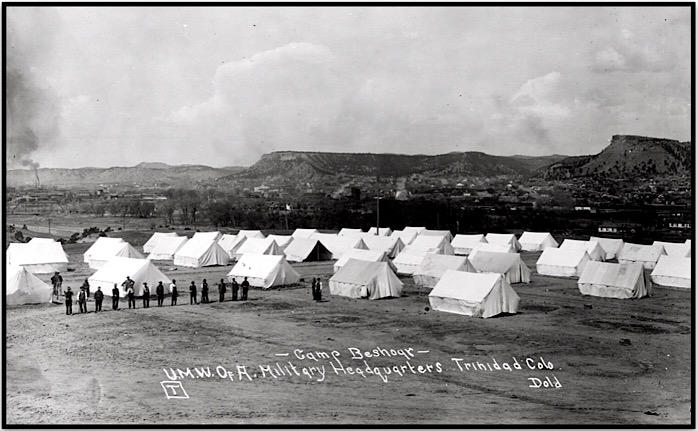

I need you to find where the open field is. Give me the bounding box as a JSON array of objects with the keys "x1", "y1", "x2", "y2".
[{"x1": 4, "y1": 226, "x2": 693, "y2": 425}]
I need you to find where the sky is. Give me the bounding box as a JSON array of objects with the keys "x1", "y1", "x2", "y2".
[{"x1": 5, "y1": 6, "x2": 692, "y2": 169}]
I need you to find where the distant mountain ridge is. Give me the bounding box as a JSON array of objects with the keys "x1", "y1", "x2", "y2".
[{"x1": 543, "y1": 135, "x2": 691, "y2": 180}]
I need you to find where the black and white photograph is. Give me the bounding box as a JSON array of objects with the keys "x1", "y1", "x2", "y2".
[{"x1": 3, "y1": 3, "x2": 694, "y2": 426}]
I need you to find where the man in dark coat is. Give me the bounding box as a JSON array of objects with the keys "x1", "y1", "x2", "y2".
[
  {"x1": 111, "y1": 284, "x2": 120, "y2": 310},
  {"x1": 81, "y1": 278, "x2": 91, "y2": 297},
  {"x1": 189, "y1": 281, "x2": 198, "y2": 305},
  {"x1": 232, "y1": 278, "x2": 239, "y2": 301},
  {"x1": 51, "y1": 272, "x2": 63, "y2": 297},
  {"x1": 121, "y1": 276, "x2": 135, "y2": 294},
  {"x1": 78, "y1": 288, "x2": 87, "y2": 313},
  {"x1": 218, "y1": 279, "x2": 227, "y2": 302},
  {"x1": 171, "y1": 280, "x2": 178, "y2": 306},
  {"x1": 156, "y1": 281, "x2": 165, "y2": 307},
  {"x1": 94, "y1": 286, "x2": 104, "y2": 312},
  {"x1": 126, "y1": 284, "x2": 136, "y2": 309},
  {"x1": 142, "y1": 283, "x2": 150, "y2": 308},
  {"x1": 201, "y1": 279, "x2": 209, "y2": 304},
  {"x1": 64, "y1": 286, "x2": 73, "y2": 315},
  {"x1": 241, "y1": 277, "x2": 250, "y2": 301}
]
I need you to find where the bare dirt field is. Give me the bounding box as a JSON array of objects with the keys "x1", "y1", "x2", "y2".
[{"x1": 4, "y1": 230, "x2": 693, "y2": 425}]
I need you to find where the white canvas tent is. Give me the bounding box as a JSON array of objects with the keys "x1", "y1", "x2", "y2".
[
  {"x1": 338, "y1": 228, "x2": 364, "y2": 237},
  {"x1": 559, "y1": 239, "x2": 606, "y2": 262},
  {"x1": 174, "y1": 238, "x2": 229, "y2": 268},
  {"x1": 589, "y1": 237, "x2": 625, "y2": 260},
  {"x1": 84, "y1": 237, "x2": 129, "y2": 262},
  {"x1": 360, "y1": 235, "x2": 405, "y2": 259},
  {"x1": 652, "y1": 241, "x2": 691, "y2": 258},
  {"x1": 518, "y1": 232, "x2": 559, "y2": 251},
  {"x1": 419, "y1": 229, "x2": 454, "y2": 242},
  {"x1": 227, "y1": 255, "x2": 300, "y2": 289},
  {"x1": 7, "y1": 242, "x2": 69, "y2": 274},
  {"x1": 333, "y1": 249, "x2": 396, "y2": 273},
  {"x1": 392, "y1": 247, "x2": 431, "y2": 275},
  {"x1": 428, "y1": 270, "x2": 520, "y2": 318},
  {"x1": 292, "y1": 228, "x2": 319, "y2": 238},
  {"x1": 218, "y1": 234, "x2": 248, "y2": 259},
  {"x1": 468, "y1": 251, "x2": 532, "y2": 284},
  {"x1": 143, "y1": 232, "x2": 179, "y2": 253},
  {"x1": 330, "y1": 259, "x2": 403, "y2": 300},
  {"x1": 485, "y1": 233, "x2": 522, "y2": 252},
  {"x1": 410, "y1": 235, "x2": 455, "y2": 255},
  {"x1": 650, "y1": 255, "x2": 691, "y2": 289},
  {"x1": 284, "y1": 238, "x2": 333, "y2": 263},
  {"x1": 366, "y1": 227, "x2": 393, "y2": 236},
  {"x1": 6, "y1": 264, "x2": 53, "y2": 305},
  {"x1": 390, "y1": 229, "x2": 419, "y2": 245},
  {"x1": 233, "y1": 238, "x2": 285, "y2": 261},
  {"x1": 27, "y1": 237, "x2": 59, "y2": 244},
  {"x1": 89, "y1": 257, "x2": 172, "y2": 297},
  {"x1": 84, "y1": 238, "x2": 144, "y2": 270},
  {"x1": 413, "y1": 254, "x2": 474, "y2": 288},
  {"x1": 617, "y1": 243, "x2": 665, "y2": 269},
  {"x1": 536, "y1": 248, "x2": 591, "y2": 277},
  {"x1": 146, "y1": 236, "x2": 188, "y2": 261},
  {"x1": 451, "y1": 234, "x2": 487, "y2": 256},
  {"x1": 266, "y1": 235, "x2": 294, "y2": 250},
  {"x1": 314, "y1": 235, "x2": 368, "y2": 259},
  {"x1": 191, "y1": 231, "x2": 223, "y2": 242},
  {"x1": 403, "y1": 226, "x2": 427, "y2": 235},
  {"x1": 578, "y1": 261, "x2": 651, "y2": 299},
  {"x1": 469, "y1": 242, "x2": 517, "y2": 259},
  {"x1": 237, "y1": 230, "x2": 265, "y2": 240}
]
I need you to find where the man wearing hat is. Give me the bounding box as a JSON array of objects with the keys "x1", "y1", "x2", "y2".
[
  {"x1": 189, "y1": 281, "x2": 198, "y2": 305},
  {"x1": 142, "y1": 283, "x2": 150, "y2": 308},
  {"x1": 126, "y1": 283, "x2": 136, "y2": 309},
  {"x1": 51, "y1": 271, "x2": 63, "y2": 297},
  {"x1": 64, "y1": 286, "x2": 73, "y2": 315},
  {"x1": 81, "y1": 278, "x2": 91, "y2": 298},
  {"x1": 77, "y1": 287, "x2": 88, "y2": 313},
  {"x1": 241, "y1": 277, "x2": 250, "y2": 301},
  {"x1": 156, "y1": 281, "x2": 165, "y2": 307},
  {"x1": 94, "y1": 286, "x2": 104, "y2": 312},
  {"x1": 111, "y1": 283, "x2": 120, "y2": 310}
]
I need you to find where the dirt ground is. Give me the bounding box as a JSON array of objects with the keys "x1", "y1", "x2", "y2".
[{"x1": 4, "y1": 236, "x2": 693, "y2": 425}]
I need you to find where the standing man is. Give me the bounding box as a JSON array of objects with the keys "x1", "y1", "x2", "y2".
[
  {"x1": 122, "y1": 276, "x2": 134, "y2": 295},
  {"x1": 241, "y1": 277, "x2": 250, "y2": 301},
  {"x1": 171, "y1": 280, "x2": 179, "y2": 306},
  {"x1": 156, "y1": 281, "x2": 165, "y2": 307},
  {"x1": 94, "y1": 286, "x2": 104, "y2": 312},
  {"x1": 111, "y1": 284, "x2": 120, "y2": 310},
  {"x1": 311, "y1": 278, "x2": 318, "y2": 301},
  {"x1": 218, "y1": 278, "x2": 227, "y2": 303},
  {"x1": 232, "y1": 278, "x2": 239, "y2": 302},
  {"x1": 127, "y1": 284, "x2": 136, "y2": 309},
  {"x1": 142, "y1": 283, "x2": 150, "y2": 308},
  {"x1": 51, "y1": 271, "x2": 63, "y2": 298},
  {"x1": 316, "y1": 278, "x2": 323, "y2": 303},
  {"x1": 201, "y1": 279, "x2": 209, "y2": 304},
  {"x1": 64, "y1": 286, "x2": 73, "y2": 315},
  {"x1": 189, "y1": 281, "x2": 198, "y2": 305},
  {"x1": 81, "y1": 278, "x2": 91, "y2": 298},
  {"x1": 78, "y1": 287, "x2": 87, "y2": 313}
]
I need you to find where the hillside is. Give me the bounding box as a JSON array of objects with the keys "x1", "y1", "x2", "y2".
[
  {"x1": 228, "y1": 151, "x2": 568, "y2": 181},
  {"x1": 543, "y1": 135, "x2": 692, "y2": 180}
]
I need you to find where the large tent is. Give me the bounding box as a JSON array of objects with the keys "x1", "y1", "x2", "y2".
[
  {"x1": 589, "y1": 237, "x2": 625, "y2": 260},
  {"x1": 227, "y1": 255, "x2": 300, "y2": 289},
  {"x1": 559, "y1": 239, "x2": 606, "y2": 262},
  {"x1": 333, "y1": 249, "x2": 396, "y2": 273},
  {"x1": 6, "y1": 264, "x2": 53, "y2": 305},
  {"x1": 360, "y1": 235, "x2": 405, "y2": 259},
  {"x1": 390, "y1": 229, "x2": 419, "y2": 246},
  {"x1": 392, "y1": 247, "x2": 431, "y2": 275},
  {"x1": 284, "y1": 238, "x2": 333, "y2": 263},
  {"x1": 292, "y1": 228, "x2": 320, "y2": 239},
  {"x1": 536, "y1": 248, "x2": 591, "y2": 277},
  {"x1": 233, "y1": 238, "x2": 285, "y2": 261},
  {"x1": 84, "y1": 238, "x2": 144, "y2": 270},
  {"x1": 174, "y1": 237, "x2": 229, "y2": 268},
  {"x1": 617, "y1": 243, "x2": 665, "y2": 270},
  {"x1": 451, "y1": 234, "x2": 488, "y2": 256},
  {"x1": 366, "y1": 227, "x2": 393, "y2": 236},
  {"x1": 217, "y1": 234, "x2": 248, "y2": 259},
  {"x1": 468, "y1": 251, "x2": 532, "y2": 284},
  {"x1": 7, "y1": 241, "x2": 69, "y2": 274},
  {"x1": 428, "y1": 270, "x2": 520, "y2": 318},
  {"x1": 314, "y1": 235, "x2": 369, "y2": 259},
  {"x1": 518, "y1": 232, "x2": 559, "y2": 252},
  {"x1": 419, "y1": 229, "x2": 454, "y2": 242},
  {"x1": 338, "y1": 228, "x2": 364, "y2": 237},
  {"x1": 266, "y1": 235, "x2": 294, "y2": 250},
  {"x1": 469, "y1": 242, "x2": 517, "y2": 259},
  {"x1": 412, "y1": 254, "x2": 474, "y2": 288},
  {"x1": 485, "y1": 233, "x2": 522, "y2": 252},
  {"x1": 146, "y1": 236, "x2": 189, "y2": 261},
  {"x1": 191, "y1": 231, "x2": 223, "y2": 242},
  {"x1": 410, "y1": 235, "x2": 455, "y2": 255},
  {"x1": 650, "y1": 255, "x2": 691, "y2": 289},
  {"x1": 330, "y1": 259, "x2": 403, "y2": 300},
  {"x1": 89, "y1": 257, "x2": 172, "y2": 297},
  {"x1": 143, "y1": 232, "x2": 179, "y2": 253},
  {"x1": 652, "y1": 241, "x2": 691, "y2": 258},
  {"x1": 578, "y1": 261, "x2": 651, "y2": 299}
]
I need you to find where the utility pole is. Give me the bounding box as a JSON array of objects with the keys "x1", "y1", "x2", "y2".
[{"x1": 376, "y1": 196, "x2": 380, "y2": 235}]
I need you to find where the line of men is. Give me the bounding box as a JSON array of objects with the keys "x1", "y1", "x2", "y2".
[{"x1": 62, "y1": 276, "x2": 251, "y2": 315}]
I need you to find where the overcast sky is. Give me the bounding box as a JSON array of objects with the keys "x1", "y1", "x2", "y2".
[{"x1": 6, "y1": 6, "x2": 692, "y2": 169}]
